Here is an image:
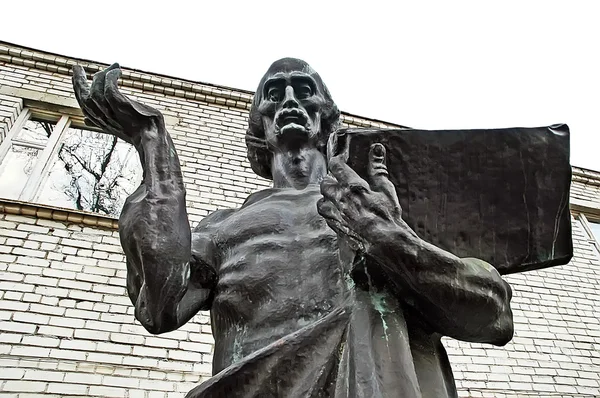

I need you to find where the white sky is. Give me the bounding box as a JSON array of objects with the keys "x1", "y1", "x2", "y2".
[{"x1": 1, "y1": 0, "x2": 598, "y2": 170}]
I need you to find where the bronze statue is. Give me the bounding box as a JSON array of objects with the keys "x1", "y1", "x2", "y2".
[{"x1": 72, "y1": 58, "x2": 571, "y2": 397}]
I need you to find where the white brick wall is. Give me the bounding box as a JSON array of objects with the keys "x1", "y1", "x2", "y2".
[
  {"x1": 571, "y1": 170, "x2": 600, "y2": 209},
  {"x1": 1, "y1": 41, "x2": 599, "y2": 397},
  {"x1": 444, "y1": 213, "x2": 600, "y2": 397},
  {"x1": 0, "y1": 92, "x2": 22, "y2": 141},
  {"x1": 0, "y1": 214, "x2": 212, "y2": 397}
]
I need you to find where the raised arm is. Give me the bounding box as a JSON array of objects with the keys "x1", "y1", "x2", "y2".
[
  {"x1": 318, "y1": 143, "x2": 513, "y2": 345},
  {"x1": 73, "y1": 64, "x2": 216, "y2": 334}
]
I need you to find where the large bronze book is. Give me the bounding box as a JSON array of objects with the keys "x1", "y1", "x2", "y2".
[{"x1": 329, "y1": 124, "x2": 572, "y2": 275}]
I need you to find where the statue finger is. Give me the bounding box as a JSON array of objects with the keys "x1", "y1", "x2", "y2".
[
  {"x1": 367, "y1": 143, "x2": 402, "y2": 214},
  {"x1": 73, "y1": 66, "x2": 109, "y2": 125},
  {"x1": 82, "y1": 112, "x2": 106, "y2": 130},
  {"x1": 320, "y1": 175, "x2": 344, "y2": 205},
  {"x1": 88, "y1": 101, "x2": 125, "y2": 135},
  {"x1": 90, "y1": 67, "x2": 111, "y2": 106},
  {"x1": 72, "y1": 65, "x2": 127, "y2": 140},
  {"x1": 105, "y1": 68, "x2": 162, "y2": 122},
  {"x1": 104, "y1": 68, "x2": 137, "y2": 119},
  {"x1": 329, "y1": 155, "x2": 367, "y2": 189},
  {"x1": 72, "y1": 66, "x2": 109, "y2": 126},
  {"x1": 368, "y1": 143, "x2": 389, "y2": 179},
  {"x1": 83, "y1": 117, "x2": 94, "y2": 127},
  {"x1": 318, "y1": 199, "x2": 364, "y2": 251},
  {"x1": 105, "y1": 62, "x2": 121, "y2": 73},
  {"x1": 129, "y1": 97, "x2": 163, "y2": 118},
  {"x1": 317, "y1": 198, "x2": 346, "y2": 233},
  {"x1": 90, "y1": 63, "x2": 121, "y2": 110},
  {"x1": 317, "y1": 197, "x2": 343, "y2": 222},
  {"x1": 81, "y1": 111, "x2": 122, "y2": 138},
  {"x1": 368, "y1": 144, "x2": 393, "y2": 191},
  {"x1": 326, "y1": 218, "x2": 362, "y2": 245},
  {"x1": 86, "y1": 67, "x2": 128, "y2": 132},
  {"x1": 326, "y1": 222, "x2": 364, "y2": 251},
  {"x1": 72, "y1": 65, "x2": 91, "y2": 105},
  {"x1": 79, "y1": 99, "x2": 111, "y2": 130},
  {"x1": 320, "y1": 205, "x2": 362, "y2": 246}
]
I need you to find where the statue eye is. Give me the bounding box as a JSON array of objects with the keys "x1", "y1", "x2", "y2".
[
  {"x1": 296, "y1": 85, "x2": 313, "y2": 100},
  {"x1": 267, "y1": 87, "x2": 282, "y2": 102}
]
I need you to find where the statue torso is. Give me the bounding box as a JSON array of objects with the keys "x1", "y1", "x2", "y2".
[
  {"x1": 190, "y1": 186, "x2": 456, "y2": 397},
  {"x1": 194, "y1": 186, "x2": 345, "y2": 373}
]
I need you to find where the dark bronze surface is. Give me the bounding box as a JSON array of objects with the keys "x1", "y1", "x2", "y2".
[
  {"x1": 331, "y1": 126, "x2": 572, "y2": 275},
  {"x1": 72, "y1": 58, "x2": 571, "y2": 397}
]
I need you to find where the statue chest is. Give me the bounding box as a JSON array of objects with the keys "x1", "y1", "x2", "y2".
[
  {"x1": 213, "y1": 187, "x2": 332, "y2": 249},
  {"x1": 210, "y1": 187, "x2": 344, "y2": 324}
]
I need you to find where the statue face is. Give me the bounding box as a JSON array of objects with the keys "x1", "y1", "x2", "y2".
[{"x1": 257, "y1": 70, "x2": 327, "y2": 149}]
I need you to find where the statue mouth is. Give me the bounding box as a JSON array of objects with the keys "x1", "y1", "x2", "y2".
[{"x1": 276, "y1": 109, "x2": 309, "y2": 134}]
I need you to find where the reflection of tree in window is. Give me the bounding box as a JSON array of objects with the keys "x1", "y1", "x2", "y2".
[
  {"x1": 17, "y1": 120, "x2": 55, "y2": 144},
  {"x1": 38, "y1": 127, "x2": 141, "y2": 217},
  {"x1": 13, "y1": 146, "x2": 40, "y2": 175},
  {"x1": 0, "y1": 146, "x2": 41, "y2": 199}
]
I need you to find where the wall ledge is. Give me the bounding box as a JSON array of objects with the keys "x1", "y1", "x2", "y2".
[
  {"x1": 0, "y1": 41, "x2": 399, "y2": 130},
  {"x1": 0, "y1": 198, "x2": 118, "y2": 230}
]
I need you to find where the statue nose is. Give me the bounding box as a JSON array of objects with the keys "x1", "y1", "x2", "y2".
[{"x1": 282, "y1": 85, "x2": 299, "y2": 108}]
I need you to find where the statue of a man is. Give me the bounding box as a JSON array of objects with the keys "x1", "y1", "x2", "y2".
[{"x1": 72, "y1": 58, "x2": 513, "y2": 398}]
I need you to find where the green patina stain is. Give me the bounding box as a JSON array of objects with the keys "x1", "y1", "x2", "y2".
[
  {"x1": 345, "y1": 274, "x2": 355, "y2": 290},
  {"x1": 370, "y1": 290, "x2": 391, "y2": 340},
  {"x1": 347, "y1": 254, "x2": 393, "y2": 342},
  {"x1": 362, "y1": 265, "x2": 391, "y2": 341}
]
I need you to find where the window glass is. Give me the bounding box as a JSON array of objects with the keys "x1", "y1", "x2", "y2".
[
  {"x1": 0, "y1": 144, "x2": 42, "y2": 200},
  {"x1": 588, "y1": 220, "x2": 600, "y2": 242},
  {"x1": 15, "y1": 119, "x2": 56, "y2": 145},
  {"x1": 37, "y1": 126, "x2": 142, "y2": 217}
]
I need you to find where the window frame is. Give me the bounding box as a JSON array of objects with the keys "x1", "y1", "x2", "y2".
[
  {"x1": 578, "y1": 213, "x2": 600, "y2": 254},
  {"x1": 0, "y1": 106, "x2": 139, "y2": 217},
  {"x1": 0, "y1": 108, "x2": 72, "y2": 202}
]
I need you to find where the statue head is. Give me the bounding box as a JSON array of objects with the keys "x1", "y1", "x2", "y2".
[{"x1": 246, "y1": 58, "x2": 340, "y2": 180}]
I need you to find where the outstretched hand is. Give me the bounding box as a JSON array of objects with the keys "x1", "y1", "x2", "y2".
[
  {"x1": 318, "y1": 143, "x2": 416, "y2": 251},
  {"x1": 72, "y1": 63, "x2": 163, "y2": 147}
]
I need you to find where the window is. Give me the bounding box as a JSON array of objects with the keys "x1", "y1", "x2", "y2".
[
  {"x1": 578, "y1": 214, "x2": 600, "y2": 255},
  {"x1": 0, "y1": 108, "x2": 142, "y2": 217},
  {"x1": 586, "y1": 220, "x2": 600, "y2": 242}
]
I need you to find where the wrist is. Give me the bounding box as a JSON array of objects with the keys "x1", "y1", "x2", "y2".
[{"x1": 363, "y1": 220, "x2": 421, "y2": 262}]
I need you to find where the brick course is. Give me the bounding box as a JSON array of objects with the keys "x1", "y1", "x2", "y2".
[
  {"x1": 1, "y1": 41, "x2": 599, "y2": 397},
  {"x1": 0, "y1": 93, "x2": 22, "y2": 141}
]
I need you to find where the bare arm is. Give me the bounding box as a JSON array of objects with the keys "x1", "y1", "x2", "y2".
[
  {"x1": 363, "y1": 226, "x2": 513, "y2": 345},
  {"x1": 318, "y1": 144, "x2": 513, "y2": 345},
  {"x1": 73, "y1": 64, "x2": 215, "y2": 334}
]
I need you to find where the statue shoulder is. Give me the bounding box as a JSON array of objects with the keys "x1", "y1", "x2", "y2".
[
  {"x1": 193, "y1": 208, "x2": 237, "y2": 233},
  {"x1": 191, "y1": 208, "x2": 237, "y2": 269},
  {"x1": 241, "y1": 188, "x2": 278, "y2": 208}
]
